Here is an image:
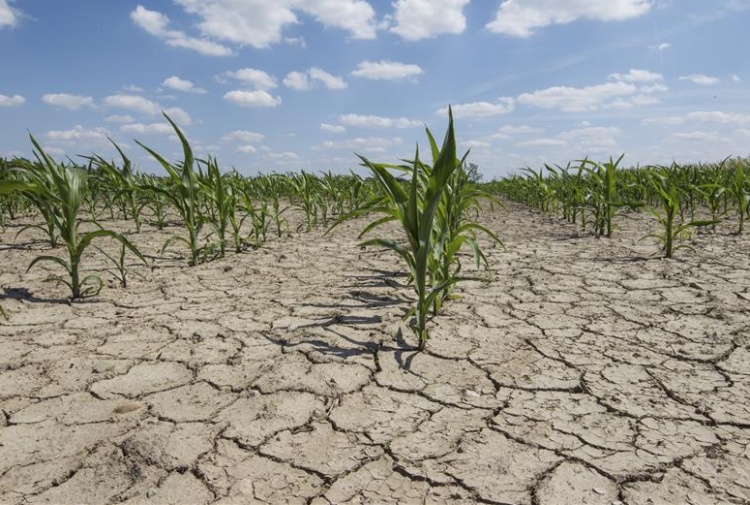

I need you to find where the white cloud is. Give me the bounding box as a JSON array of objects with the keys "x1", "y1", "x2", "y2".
[
  {"x1": 0, "y1": 0, "x2": 18, "y2": 28},
  {"x1": 339, "y1": 114, "x2": 421, "y2": 128},
  {"x1": 321, "y1": 123, "x2": 346, "y2": 133},
  {"x1": 323, "y1": 137, "x2": 403, "y2": 150},
  {"x1": 285, "y1": 36, "x2": 306, "y2": 47},
  {"x1": 609, "y1": 69, "x2": 663, "y2": 83},
  {"x1": 237, "y1": 145, "x2": 258, "y2": 154},
  {"x1": 106, "y1": 114, "x2": 136, "y2": 123},
  {"x1": 487, "y1": 0, "x2": 651, "y2": 37},
  {"x1": 42, "y1": 93, "x2": 95, "y2": 110},
  {"x1": 643, "y1": 111, "x2": 750, "y2": 126},
  {"x1": 652, "y1": 42, "x2": 671, "y2": 51},
  {"x1": 266, "y1": 151, "x2": 299, "y2": 160},
  {"x1": 679, "y1": 74, "x2": 720, "y2": 85},
  {"x1": 559, "y1": 126, "x2": 621, "y2": 150},
  {"x1": 41, "y1": 146, "x2": 66, "y2": 157},
  {"x1": 462, "y1": 139, "x2": 491, "y2": 149},
  {"x1": 130, "y1": 5, "x2": 233, "y2": 56},
  {"x1": 519, "y1": 138, "x2": 568, "y2": 148},
  {"x1": 45, "y1": 125, "x2": 109, "y2": 142},
  {"x1": 104, "y1": 94, "x2": 160, "y2": 115},
  {"x1": 284, "y1": 68, "x2": 347, "y2": 90},
  {"x1": 731, "y1": 74, "x2": 741, "y2": 82},
  {"x1": 171, "y1": 0, "x2": 376, "y2": 49},
  {"x1": 222, "y1": 130, "x2": 265, "y2": 143},
  {"x1": 222, "y1": 68, "x2": 277, "y2": 90},
  {"x1": 122, "y1": 84, "x2": 145, "y2": 93},
  {"x1": 308, "y1": 67, "x2": 347, "y2": 90},
  {"x1": 120, "y1": 123, "x2": 174, "y2": 134},
  {"x1": 162, "y1": 76, "x2": 207, "y2": 94},
  {"x1": 666, "y1": 131, "x2": 730, "y2": 143},
  {"x1": 390, "y1": 0, "x2": 470, "y2": 40},
  {"x1": 437, "y1": 98, "x2": 515, "y2": 118},
  {"x1": 0, "y1": 93, "x2": 24, "y2": 107},
  {"x1": 518, "y1": 82, "x2": 639, "y2": 111},
  {"x1": 351, "y1": 60, "x2": 423, "y2": 81},
  {"x1": 283, "y1": 71, "x2": 310, "y2": 90},
  {"x1": 103, "y1": 94, "x2": 192, "y2": 124},
  {"x1": 498, "y1": 125, "x2": 544, "y2": 135},
  {"x1": 223, "y1": 90, "x2": 282, "y2": 108}
]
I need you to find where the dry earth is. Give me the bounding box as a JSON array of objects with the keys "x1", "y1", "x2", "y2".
[{"x1": 1, "y1": 202, "x2": 749, "y2": 505}]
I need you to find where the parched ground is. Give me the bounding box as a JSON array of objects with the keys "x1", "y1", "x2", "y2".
[{"x1": 1, "y1": 202, "x2": 749, "y2": 505}]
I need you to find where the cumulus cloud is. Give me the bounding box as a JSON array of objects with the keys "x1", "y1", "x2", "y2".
[
  {"x1": 609, "y1": 69, "x2": 663, "y2": 83},
  {"x1": 498, "y1": 125, "x2": 544, "y2": 135},
  {"x1": 284, "y1": 68, "x2": 347, "y2": 90},
  {"x1": 120, "y1": 123, "x2": 175, "y2": 134},
  {"x1": 679, "y1": 74, "x2": 720, "y2": 85},
  {"x1": 283, "y1": 71, "x2": 310, "y2": 90},
  {"x1": 666, "y1": 131, "x2": 730, "y2": 143},
  {"x1": 106, "y1": 115, "x2": 136, "y2": 123},
  {"x1": 222, "y1": 130, "x2": 265, "y2": 143},
  {"x1": 351, "y1": 60, "x2": 423, "y2": 81},
  {"x1": 162, "y1": 76, "x2": 207, "y2": 94},
  {"x1": 321, "y1": 123, "x2": 346, "y2": 133},
  {"x1": 516, "y1": 75, "x2": 666, "y2": 112},
  {"x1": 390, "y1": 0, "x2": 470, "y2": 40},
  {"x1": 223, "y1": 90, "x2": 282, "y2": 107},
  {"x1": 642, "y1": 111, "x2": 750, "y2": 126},
  {"x1": 42, "y1": 93, "x2": 95, "y2": 110},
  {"x1": 436, "y1": 98, "x2": 515, "y2": 118},
  {"x1": 237, "y1": 145, "x2": 258, "y2": 154},
  {"x1": 339, "y1": 114, "x2": 421, "y2": 128},
  {"x1": 487, "y1": 0, "x2": 651, "y2": 37},
  {"x1": 103, "y1": 94, "x2": 192, "y2": 124},
  {"x1": 131, "y1": 5, "x2": 233, "y2": 56},
  {"x1": 221, "y1": 68, "x2": 277, "y2": 90},
  {"x1": 44, "y1": 125, "x2": 109, "y2": 142},
  {"x1": 0, "y1": 93, "x2": 24, "y2": 107},
  {"x1": 0, "y1": 0, "x2": 18, "y2": 28},
  {"x1": 323, "y1": 137, "x2": 403, "y2": 150},
  {"x1": 170, "y1": 0, "x2": 376, "y2": 49}
]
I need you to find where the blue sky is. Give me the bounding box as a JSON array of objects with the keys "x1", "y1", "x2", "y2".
[{"x1": 1, "y1": 0, "x2": 748, "y2": 179}]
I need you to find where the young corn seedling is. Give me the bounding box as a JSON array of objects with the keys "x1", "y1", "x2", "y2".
[
  {"x1": 19, "y1": 136, "x2": 146, "y2": 298},
  {"x1": 138, "y1": 113, "x2": 206, "y2": 266},
  {"x1": 344, "y1": 108, "x2": 490, "y2": 350},
  {"x1": 642, "y1": 166, "x2": 716, "y2": 258}
]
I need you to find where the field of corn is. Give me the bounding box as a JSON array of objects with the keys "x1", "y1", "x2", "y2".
[{"x1": 0, "y1": 114, "x2": 749, "y2": 504}]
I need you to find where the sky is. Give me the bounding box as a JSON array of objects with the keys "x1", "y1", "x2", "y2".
[{"x1": 0, "y1": 0, "x2": 749, "y2": 179}]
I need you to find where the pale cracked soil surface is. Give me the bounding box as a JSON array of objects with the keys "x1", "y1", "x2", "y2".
[{"x1": 1, "y1": 203, "x2": 749, "y2": 505}]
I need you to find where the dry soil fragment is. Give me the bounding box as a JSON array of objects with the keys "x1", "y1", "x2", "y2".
[
  {"x1": 145, "y1": 381, "x2": 235, "y2": 422},
  {"x1": 120, "y1": 420, "x2": 219, "y2": 470},
  {"x1": 424, "y1": 428, "x2": 561, "y2": 505},
  {"x1": 322, "y1": 454, "x2": 473, "y2": 504},
  {"x1": 535, "y1": 461, "x2": 618, "y2": 505},
  {"x1": 622, "y1": 467, "x2": 728, "y2": 505},
  {"x1": 217, "y1": 390, "x2": 323, "y2": 446},
  {"x1": 10, "y1": 393, "x2": 128, "y2": 424},
  {"x1": 261, "y1": 421, "x2": 382, "y2": 478},
  {"x1": 253, "y1": 352, "x2": 371, "y2": 396},
  {"x1": 329, "y1": 385, "x2": 440, "y2": 444},
  {"x1": 26, "y1": 445, "x2": 135, "y2": 504},
  {"x1": 122, "y1": 471, "x2": 213, "y2": 504},
  {"x1": 200, "y1": 440, "x2": 323, "y2": 504},
  {"x1": 89, "y1": 361, "x2": 192, "y2": 399}
]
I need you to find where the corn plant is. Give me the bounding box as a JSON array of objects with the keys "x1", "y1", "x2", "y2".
[
  {"x1": 16, "y1": 136, "x2": 146, "y2": 298},
  {"x1": 138, "y1": 113, "x2": 205, "y2": 266},
  {"x1": 199, "y1": 156, "x2": 236, "y2": 257},
  {"x1": 343, "y1": 109, "x2": 496, "y2": 350},
  {"x1": 643, "y1": 166, "x2": 716, "y2": 258},
  {"x1": 86, "y1": 139, "x2": 146, "y2": 232},
  {"x1": 728, "y1": 160, "x2": 749, "y2": 234}
]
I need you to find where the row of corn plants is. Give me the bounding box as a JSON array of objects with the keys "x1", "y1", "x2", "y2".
[{"x1": 488, "y1": 157, "x2": 750, "y2": 257}]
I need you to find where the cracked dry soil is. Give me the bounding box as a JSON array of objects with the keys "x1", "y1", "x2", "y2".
[{"x1": 1, "y1": 202, "x2": 749, "y2": 505}]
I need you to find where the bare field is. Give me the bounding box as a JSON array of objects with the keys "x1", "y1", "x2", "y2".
[{"x1": 1, "y1": 203, "x2": 749, "y2": 504}]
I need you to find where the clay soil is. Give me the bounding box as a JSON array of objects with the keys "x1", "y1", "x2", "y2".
[{"x1": 1, "y1": 202, "x2": 749, "y2": 505}]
